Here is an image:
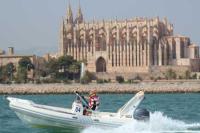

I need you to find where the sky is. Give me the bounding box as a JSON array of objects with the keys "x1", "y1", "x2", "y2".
[{"x1": 0, "y1": 0, "x2": 200, "y2": 56}]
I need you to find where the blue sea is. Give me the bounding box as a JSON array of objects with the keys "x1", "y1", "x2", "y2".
[{"x1": 1, "y1": 93, "x2": 200, "y2": 133}]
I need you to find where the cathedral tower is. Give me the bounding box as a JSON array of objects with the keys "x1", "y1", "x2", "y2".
[
  {"x1": 75, "y1": 2, "x2": 83, "y2": 24},
  {"x1": 66, "y1": 2, "x2": 73, "y2": 24}
]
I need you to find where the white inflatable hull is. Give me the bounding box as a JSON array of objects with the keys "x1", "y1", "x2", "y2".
[{"x1": 7, "y1": 91, "x2": 145, "y2": 131}]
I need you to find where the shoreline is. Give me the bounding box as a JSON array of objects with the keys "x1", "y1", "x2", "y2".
[{"x1": 1, "y1": 81, "x2": 200, "y2": 95}]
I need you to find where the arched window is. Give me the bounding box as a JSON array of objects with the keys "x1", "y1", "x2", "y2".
[
  {"x1": 96, "y1": 57, "x2": 106, "y2": 72},
  {"x1": 172, "y1": 40, "x2": 176, "y2": 59}
]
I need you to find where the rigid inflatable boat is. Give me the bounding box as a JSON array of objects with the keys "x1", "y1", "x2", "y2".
[{"x1": 7, "y1": 91, "x2": 149, "y2": 132}]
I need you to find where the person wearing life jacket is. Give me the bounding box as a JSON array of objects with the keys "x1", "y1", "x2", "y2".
[{"x1": 88, "y1": 90, "x2": 100, "y2": 111}]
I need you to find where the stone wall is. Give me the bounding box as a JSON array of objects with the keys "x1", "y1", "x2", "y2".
[
  {"x1": 95, "y1": 71, "x2": 149, "y2": 80},
  {"x1": 1, "y1": 82, "x2": 200, "y2": 94},
  {"x1": 190, "y1": 59, "x2": 200, "y2": 72},
  {"x1": 150, "y1": 66, "x2": 190, "y2": 78}
]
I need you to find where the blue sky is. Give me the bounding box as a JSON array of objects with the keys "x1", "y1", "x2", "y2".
[{"x1": 0, "y1": 0, "x2": 199, "y2": 55}]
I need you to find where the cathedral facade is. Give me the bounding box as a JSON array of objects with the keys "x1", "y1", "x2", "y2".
[{"x1": 59, "y1": 4, "x2": 200, "y2": 79}]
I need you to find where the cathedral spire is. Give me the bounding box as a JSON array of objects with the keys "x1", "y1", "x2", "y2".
[
  {"x1": 61, "y1": 17, "x2": 65, "y2": 31},
  {"x1": 66, "y1": 1, "x2": 73, "y2": 24},
  {"x1": 75, "y1": 0, "x2": 83, "y2": 24}
]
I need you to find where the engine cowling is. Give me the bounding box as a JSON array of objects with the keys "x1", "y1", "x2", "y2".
[{"x1": 133, "y1": 108, "x2": 150, "y2": 121}]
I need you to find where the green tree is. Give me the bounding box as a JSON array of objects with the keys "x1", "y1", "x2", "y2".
[
  {"x1": 80, "y1": 71, "x2": 94, "y2": 84},
  {"x1": 45, "y1": 58, "x2": 58, "y2": 74},
  {"x1": 0, "y1": 66, "x2": 3, "y2": 82},
  {"x1": 116, "y1": 76, "x2": 124, "y2": 83},
  {"x1": 56, "y1": 55, "x2": 78, "y2": 80},
  {"x1": 185, "y1": 70, "x2": 191, "y2": 79},
  {"x1": 133, "y1": 74, "x2": 143, "y2": 81},
  {"x1": 16, "y1": 57, "x2": 34, "y2": 83},
  {"x1": 38, "y1": 70, "x2": 47, "y2": 77},
  {"x1": 68, "y1": 62, "x2": 80, "y2": 81},
  {"x1": 5, "y1": 63, "x2": 15, "y2": 81},
  {"x1": 164, "y1": 69, "x2": 177, "y2": 80},
  {"x1": 43, "y1": 55, "x2": 82, "y2": 82},
  {"x1": 57, "y1": 55, "x2": 74, "y2": 72},
  {"x1": 191, "y1": 73, "x2": 197, "y2": 79},
  {"x1": 0, "y1": 63, "x2": 16, "y2": 82},
  {"x1": 18, "y1": 57, "x2": 34, "y2": 69},
  {"x1": 81, "y1": 59, "x2": 88, "y2": 66},
  {"x1": 16, "y1": 67, "x2": 27, "y2": 83}
]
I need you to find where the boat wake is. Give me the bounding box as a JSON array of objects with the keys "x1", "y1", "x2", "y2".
[{"x1": 82, "y1": 111, "x2": 200, "y2": 133}]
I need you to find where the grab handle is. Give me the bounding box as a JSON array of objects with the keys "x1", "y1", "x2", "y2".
[
  {"x1": 72, "y1": 116, "x2": 78, "y2": 119},
  {"x1": 93, "y1": 119, "x2": 99, "y2": 122}
]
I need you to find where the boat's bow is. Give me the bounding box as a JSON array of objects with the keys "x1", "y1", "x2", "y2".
[
  {"x1": 117, "y1": 91, "x2": 145, "y2": 117},
  {"x1": 6, "y1": 97, "x2": 86, "y2": 131},
  {"x1": 7, "y1": 97, "x2": 34, "y2": 106}
]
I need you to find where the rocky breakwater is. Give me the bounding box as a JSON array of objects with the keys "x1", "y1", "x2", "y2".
[{"x1": 0, "y1": 81, "x2": 200, "y2": 95}]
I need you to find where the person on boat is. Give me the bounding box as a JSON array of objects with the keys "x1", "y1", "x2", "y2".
[
  {"x1": 88, "y1": 90, "x2": 100, "y2": 111},
  {"x1": 82, "y1": 90, "x2": 100, "y2": 115}
]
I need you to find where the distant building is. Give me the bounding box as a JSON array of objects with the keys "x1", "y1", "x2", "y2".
[
  {"x1": 43, "y1": 53, "x2": 51, "y2": 62},
  {"x1": 0, "y1": 47, "x2": 46, "y2": 78},
  {"x1": 0, "y1": 49, "x2": 5, "y2": 55},
  {"x1": 59, "y1": 4, "x2": 200, "y2": 79},
  {"x1": 43, "y1": 53, "x2": 59, "y2": 62}
]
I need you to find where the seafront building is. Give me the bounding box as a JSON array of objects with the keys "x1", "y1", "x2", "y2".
[
  {"x1": 59, "y1": 4, "x2": 200, "y2": 79},
  {"x1": 0, "y1": 49, "x2": 5, "y2": 55},
  {"x1": 0, "y1": 47, "x2": 45, "y2": 78}
]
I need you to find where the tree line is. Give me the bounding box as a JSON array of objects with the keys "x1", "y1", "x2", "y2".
[
  {"x1": 1, "y1": 55, "x2": 199, "y2": 84},
  {"x1": 0, "y1": 57, "x2": 35, "y2": 83},
  {"x1": 0, "y1": 55, "x2": 82, "y2": 84}
]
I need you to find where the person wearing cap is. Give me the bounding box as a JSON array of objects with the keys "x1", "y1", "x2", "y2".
[{"x1": 88, "y1": 90, "x2": 100, "y2": 111}]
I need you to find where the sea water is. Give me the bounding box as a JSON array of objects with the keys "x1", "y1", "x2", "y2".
[{"x1": 1, "y1": 93, "x2": 200, "y2": 133}]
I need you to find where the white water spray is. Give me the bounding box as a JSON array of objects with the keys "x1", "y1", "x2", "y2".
[{"x1": 82, "y1": 111, "x2": 200, "y2": 133}]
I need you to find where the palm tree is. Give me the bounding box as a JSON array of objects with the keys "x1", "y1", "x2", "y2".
[
  {"x1": 6, "y1": 63, "x2": 15, "y2": 81},
  {"x1": 17, "y1": 57, "x2": 35, "y2": 82}
]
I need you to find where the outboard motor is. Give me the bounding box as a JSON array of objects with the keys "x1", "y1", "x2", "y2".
[{"x1": 133, "y1": 108, "x2": 150, "y2": 121}]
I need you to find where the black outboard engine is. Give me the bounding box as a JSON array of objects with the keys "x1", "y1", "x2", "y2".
[{"x1": 133, "y1": 108, "x2": 150, "y2": 121}]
